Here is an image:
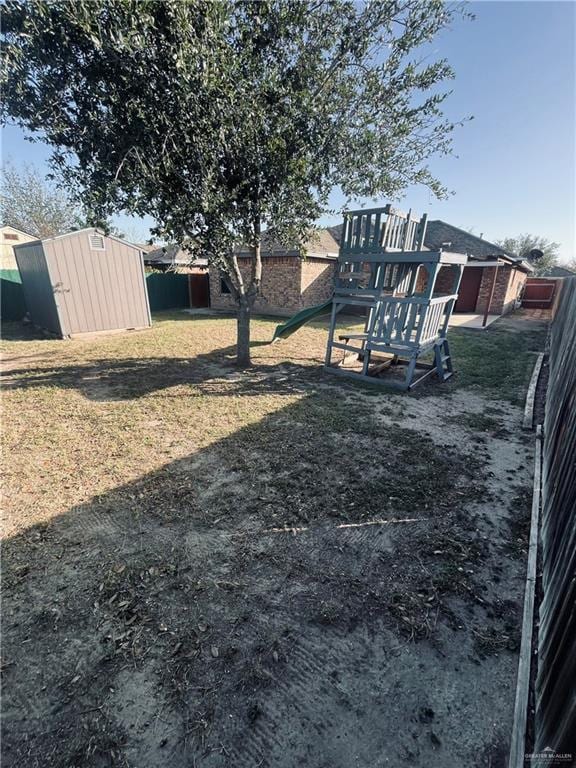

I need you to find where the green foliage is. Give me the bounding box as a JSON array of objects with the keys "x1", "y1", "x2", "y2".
[
  {"x1": 0, "y1": 163, "x2": 84, "y2": 238},
  {"x1": 497, "y1": 234, "x2": 560, "y2": 276},
  {"x1": 2, "y1": 0, "x2": 467, "y2": 359},
  {"x1": 1, "y1": 163, "x2": 124, "y2": 239}
]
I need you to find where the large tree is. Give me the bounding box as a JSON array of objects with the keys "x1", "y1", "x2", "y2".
[
  {"x1": 1, "y1": 163, "x2": 84, "y2": 238},
  {"x1": 497, "y1": 234, "x2": 560, "y2": 276},
  {"x1": 2, "y1": 0, "x2": 467, "y2": 364}
]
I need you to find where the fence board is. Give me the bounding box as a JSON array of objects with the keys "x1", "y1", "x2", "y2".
[{"x1": 535, "y1": 276, "x2": 576, "y2": 760}]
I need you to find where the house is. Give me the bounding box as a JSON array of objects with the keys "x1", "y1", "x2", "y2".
[
  {"x1": 144, "y1": 244, "x2": 209, "y2": 274},
  {"x1": 145, "y1": 245, "x2": 211, "y2": 308},
  {"x1": 14, "y1": 228, "x2": 151, "y2": 337},
  {"x1": 1, "y1": 226, "x2": 36, "y2": 269},
  {"x1": 209, "y1": 229, "x2": 339, "y2": 315},
  {"x1": 423, "y1": 220, "x2": 533, "y2": 315}
]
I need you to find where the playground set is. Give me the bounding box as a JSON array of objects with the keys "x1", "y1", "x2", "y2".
[{"x1": 274, "y1": 204, "x2": 468, "y2": 390}]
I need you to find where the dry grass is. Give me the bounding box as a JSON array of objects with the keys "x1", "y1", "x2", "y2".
[
  {"x1": 2, "y1": 313, "x2": 326, "y2": 537},
  {"x1": 1, "y1": 310, "x2": 545, "y2": 537},
  {"x1": 1, "y1": 310, "x2": 546, "y2": 768}
]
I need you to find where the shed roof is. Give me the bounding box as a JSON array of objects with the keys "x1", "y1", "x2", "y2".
[{"x1": 13, "y1": 228, "x2": 143, "y2": 253}]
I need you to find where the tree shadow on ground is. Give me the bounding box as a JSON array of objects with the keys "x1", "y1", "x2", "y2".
[{"x1": 1, "y1": 338, "x2": 326, "y2": 401}]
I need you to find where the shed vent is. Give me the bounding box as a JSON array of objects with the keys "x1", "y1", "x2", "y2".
[{"x1": 89, "y1": 234, "x2": 105, "y2": 251}]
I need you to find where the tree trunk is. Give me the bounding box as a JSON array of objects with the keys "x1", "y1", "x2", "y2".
[{"x1": 236, "y1": 298, "x2": 251, "y2": 367}]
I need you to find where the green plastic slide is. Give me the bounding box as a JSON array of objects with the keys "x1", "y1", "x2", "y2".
[{"x1": 272, "y1": 298, "x2": 333, "y2": 342}]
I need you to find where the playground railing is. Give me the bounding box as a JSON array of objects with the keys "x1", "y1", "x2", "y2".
[{"x1": 368, "y1": 295, "x2": 457, "y2": 349}]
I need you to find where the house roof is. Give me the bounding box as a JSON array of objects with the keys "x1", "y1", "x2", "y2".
[
  {"x1": 327, "y1": 217, "x2": 533, "y2": 272},
  {"x1": 235, "y1": 229, "x2": 339, "y2": 260},
  {"x1": 424, "y1": 220, "x2": 510, "y2": 258},
  {"x1": 145, "y1": 229, "x2": 338, "y2": 266},
  {"x1": 135, "y1": 242, "x2": 157, "y2": 253},
  {"x1": 540, "y1": 265, "x2": 576, "y2": 278},
  {"x1": 1, "y1": 225, "x2": 36, "y2": 238},
  {"x1": 145, "y1": 244, "x2": 208, "y2": 267},
  {"x1": 424, "y1": 221, "x2": 534, "y2": 272}
]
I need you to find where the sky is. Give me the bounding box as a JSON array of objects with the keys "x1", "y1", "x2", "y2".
[{"x1": 2, "y1": 1, "x2": 575, "y2": 261}]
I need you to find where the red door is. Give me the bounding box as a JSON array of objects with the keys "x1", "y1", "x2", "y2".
[
  {"x1": 189, "y1": 273, "x2": 210, "y2": 308},
  {"x1": 455, "y1": 267, "x2": 482, "y2": 313}
]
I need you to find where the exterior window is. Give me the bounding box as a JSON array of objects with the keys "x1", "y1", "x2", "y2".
[
  {"x1": 5, "y1": 233, "x2": 19, "y2": 241},
  {"x1": 220, "y1": 277, "x2": 231, "y2": 294},
  {"x1": 89, "y1": 234, "x2": 105, "y2": 250}
]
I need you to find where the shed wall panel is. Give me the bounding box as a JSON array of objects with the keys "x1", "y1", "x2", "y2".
[
  {"x1": 44, "y1": 231, "x2": 150, "y2": 335},
  {"x1": 14, "y1": 242, "x2": 62, "y2": 334}
]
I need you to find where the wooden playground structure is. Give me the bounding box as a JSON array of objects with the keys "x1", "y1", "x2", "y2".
[{"x1": 325, "y1": 205, "x2": 467, "y2": 390}]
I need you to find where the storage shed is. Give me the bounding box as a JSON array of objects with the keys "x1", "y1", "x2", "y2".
[{"x1": 14, "y1": 228, "x2": 151, "y2": 338}]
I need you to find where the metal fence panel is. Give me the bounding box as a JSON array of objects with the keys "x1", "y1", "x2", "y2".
[
  {"x1": 0, "y1": 269, "x2": 26, "y2": 322},
  {"x1": 146, "y1": 273, "x2": 190, "y2": 311}
]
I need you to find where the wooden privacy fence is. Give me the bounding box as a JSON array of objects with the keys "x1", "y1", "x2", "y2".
[
  {"x1": 536, "y1": 276, "x2": 576, "y2": 758},
  {"x1": 522, "y1": 278, "x2": 557, "y2": 309},
  {"x1": 1, "y1": 270, "x2": 192, "y2": 323}
]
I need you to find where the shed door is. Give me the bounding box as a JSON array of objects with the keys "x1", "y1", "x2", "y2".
[{"x1": 455, "y1": 267, "x2": 482, "y2": 313}]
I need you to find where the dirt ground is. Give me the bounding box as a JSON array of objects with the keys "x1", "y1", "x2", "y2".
[{"x1": 1, "y1": 311, "x2": 547, "y2": 768}]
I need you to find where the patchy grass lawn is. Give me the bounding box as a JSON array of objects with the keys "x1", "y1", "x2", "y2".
[{"x1": 1, "y1": 311, "x2": 546, "y2": 768}]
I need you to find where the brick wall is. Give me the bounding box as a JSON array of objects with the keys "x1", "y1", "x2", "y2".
[
  {"x1": 209, "y1": 255, "x2": 336, "y2": 316},
  {"x1": 476, "y1": 266, "x2": 526, "y2": 315},
  {"x1": 433, "y1": 265, "x2": 460, "y2": 295},
  {"x1": 502, "y1": 268, "x2": 527, "y2": 314},
  {"x1": 300, "y1": 258, "x2": 336, "y2": 306},
  {"x1": 414, "y1": 265, "x2": 458, "y2": 295},
  {"x1": 209, "y1": 256, "x2": 303, "y2": 315},
  {"x1": 476, "y1": 267, "x2": 499, "y2": 314}
]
